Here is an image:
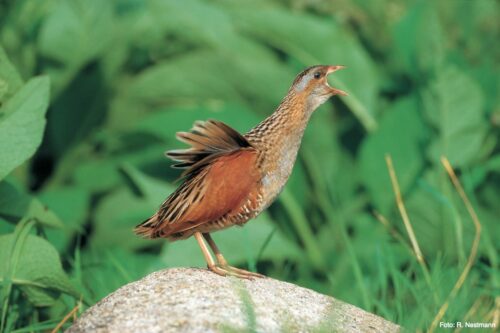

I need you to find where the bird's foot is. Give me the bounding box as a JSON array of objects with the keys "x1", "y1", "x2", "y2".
[
  {"x1": 225, "y1": 265, "x2": 266, "y2": 279},
  {"x1": 207, "y1": 264, "x2": 265, "y2": 280}
]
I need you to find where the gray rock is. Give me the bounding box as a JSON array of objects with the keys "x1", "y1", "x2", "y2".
[{"x1": 67, "y1": 268, "x2": 400, "y2": 333}]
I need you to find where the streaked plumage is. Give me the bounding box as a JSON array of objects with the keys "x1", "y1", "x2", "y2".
[{"x1": 135, "y1": 65, "x2": 347, "y2": 278}]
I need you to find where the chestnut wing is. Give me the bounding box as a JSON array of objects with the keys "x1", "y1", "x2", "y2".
[{"x1": 136, "y1": 149, "x2": 260, "y2": 238}]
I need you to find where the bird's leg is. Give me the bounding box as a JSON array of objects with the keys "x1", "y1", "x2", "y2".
[
  {"x1": 202, "y1": 233, "x2": 265, "y2": 279},
  {"x1": 195, "y1": 232, "x2": 255, "y2": 279},
  {"x1": 194, "y1": 232, "x2": 232, "y2": 277}
]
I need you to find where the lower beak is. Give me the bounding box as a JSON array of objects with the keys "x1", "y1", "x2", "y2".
[{"x1": 326, "y1": 65, "x2": 348, "y2": 96}]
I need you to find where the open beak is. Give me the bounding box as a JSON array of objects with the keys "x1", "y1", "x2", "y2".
[{"x1": 325, "y1": 65, "x2": 348, "y2": 96}]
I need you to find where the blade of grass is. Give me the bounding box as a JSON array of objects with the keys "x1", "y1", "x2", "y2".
[
  {"x1": 279, "y1": 189, "x2": 326, "y2": 269},
  {"x1": 11, "y1": 319, "x2": 65, "y2": 333},
  {"x1": 373, "y1": 210, "x2": 414, "y2": 255},
  {"x1": 385, "y1": 155, "x2": 438, "y2": 306},
  {"x1": 429, "y1": 157, "x2": 482, "y2": 333},
  {"x1": 417, "y1": 179, "x2": 467, "y2": 264},
  {"x1": 255, "y1": 226, "x2": 276, "y2": 263},
  {"x1": 1, "y1": 218, "x2": 35, "y2": 333},
  {"x1": 333, "y1": 220, "x2": 372, "y2": 310},
  {"x1": 374, "y1": 246, "x2": 388, "y2": 311},
  {"x1": 374, "y1": 209, "x2": 441, "y2": 308},
  {"x1": 106, "y1": 251, "x2": 132, "y2": 282},
  {"x1": 386, "y1": 249, "x2": 404, "y2": 321},
  {"x1": 385, "y1": 155, "x2": 425, "y2": 264},
  {"x1": 454, "y1": 296, "x2": 484, "y2": 333},
  {"x1": 50, "y1": 302, "x2": 80, "y2": 333},
  {"x1": 461, "y1": 170, "x2": 498, "y2": 292},
  {"x1": 241, "y1": 227, "x2": 256, "y2": 272},
  {"x1": 300, "y1": 151, "x2": 371, "y2": 309},
  {"x1": 493, "y1": 297, "x2": 499, "y2": 330}
]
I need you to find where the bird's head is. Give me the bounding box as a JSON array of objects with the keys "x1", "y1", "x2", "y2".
[{"x1": 290, "y1": 65, "x2": 347, "y2": 110}]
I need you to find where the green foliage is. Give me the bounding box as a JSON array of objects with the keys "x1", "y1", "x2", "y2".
[
  {"x1": 0, "y1": 76, "x2": 50, "y2": 181},
  {"x1": 360, "y1": 96, "x2": 427, "y2": 212},
  {"x1": 0, "y1": 232, "x2": 77, "y2": 306},
  {"x1": 0, "y1": 180, "x2": 63, "y2": 229},
  {"x1": 0, "y1": 0, "x2": 498, "y2": 331},
  {"x1": 423, "y1": 66, "x2": 489, "y2": 166},
  {"x1": 0, "y1": 47, "x2": 23, "y2": 103}
]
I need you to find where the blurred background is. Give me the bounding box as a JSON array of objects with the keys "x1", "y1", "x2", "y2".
[{"x1": 0, "y1": 0, "x2": 498, "y2": 331}]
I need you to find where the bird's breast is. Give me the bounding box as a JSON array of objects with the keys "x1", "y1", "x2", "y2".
[{"x1": 256, "y1": 138, "x2": 301, "y2": 211}]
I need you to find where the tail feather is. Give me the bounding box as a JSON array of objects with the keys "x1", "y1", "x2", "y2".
[
  {"x1": 165, "y1": 119, "x2": 252, "y2": 173},
  {"x1": 135, "y1": 119, "x2": 252, "y2": 240},
  {"x1": 134, "y1": 214, "x2": 158, "y2": 238}
]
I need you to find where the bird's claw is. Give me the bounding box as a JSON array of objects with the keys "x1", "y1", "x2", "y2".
[{"x1": 207, "y1": 264, "x2": 265, "y2": 280}]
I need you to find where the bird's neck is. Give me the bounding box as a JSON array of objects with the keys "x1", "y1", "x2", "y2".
[
  {"x1": 245, "y1": 90, "x2": 315, "y2": 146},
  {"x1": 244, "y1": 90, "x2": 317, "y2": 205}
]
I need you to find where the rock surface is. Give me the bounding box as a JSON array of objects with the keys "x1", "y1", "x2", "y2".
[{"x1": 67, "y1": 268, "x2": 399, "y2": 333}]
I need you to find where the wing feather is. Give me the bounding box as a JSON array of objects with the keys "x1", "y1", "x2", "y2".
[
  {"x1": 135, "y1": 119, "x2": 259, "y2": 240},
  {"x1": 165, "y1": 119, "x2": 252, "y2": 172}
]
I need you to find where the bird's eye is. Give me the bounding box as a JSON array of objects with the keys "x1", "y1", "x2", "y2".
[{"x1": 313, "y1": 72, "x2": 321, "y2": 79}]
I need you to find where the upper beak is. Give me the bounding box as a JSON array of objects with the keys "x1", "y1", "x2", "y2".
[{"x1": 325, "y1": 65, "x2": 348, "y2": 96}]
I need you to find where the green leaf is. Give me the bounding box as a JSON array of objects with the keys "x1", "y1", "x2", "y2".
[
  {"x1": 133, "y1": 104, "x2": 261, "y2": 141},
  {"x1": 359, "y1": 96, "x2": 427, "y2": 212},
  {"x1": 119, "y1": 164, "x2": 176, "y2": 204},
  {"x1": 149, "y1": 0, "x2": 236, "y2": 49},
  {"x1": 79, "y1": 248, "x2": 158, "y2": 303},
  {"x1": 392, "y1": 2, "x2": 445, "y2": 76},
  {"x1": 38, "y1": 188, "x2": 89, "y2": 231},
  {"x1": 38, "y1": 0, "x2": 113, "y2": 67},
  {"x1": 111, "y1": 41, "x2": 291, "y2": 128},
  {"x1": 423, "y1": 67, "x2": 487, "y2": 167},
  {"x1": 0, "y1": 45, "x2": 23, "y2": 105},
  {"x1": 72, "y1": 141, "x2": 169, "y2": 193},
  {"x1": 144, "y1": 0, "x2": 295, "y2": 106},
  {"x1": 0, "y1": 0, "x2": 56, "y2": 79},
  {"x1": 0, "y1": 219, "x2": 14, "y2": 235},
  {"x1": 115, "y1": 51, "x2": 246, "y2": 116},
  {"x1": 26, "y1": 200, "x2": 64, "y2": 229},
  {"x1": 405, "y1": 170, "x2": 475, "y2": 262},
  {"x1": 44, "y1": 66, "x2": 108, "y2": 155},
  {"x1": 73, "y1": 159, "x2": 123, "y2": 193},
  {"x1": 1, "y1": 219, "x2": 33, "y2": 331},
  {"x1": 0, "y1": 233, "x2": 78, "y2": 307},
  {"x1": 91, "y1": 169, "x2": 175, "y2": 250},
  {"x1": 92, "y1": 186, "x2": 157, "y2": 250},
  {"x1": 0, "y1": 179, "x2": 63, "y2": 228},
  {"x1": 0, "y1": 180, "x2": 30, "y2": 222},
  {"x1": 302, "y1": 111, "x2": 357, "y2": 200},
  {"x1": 38, "y1": 187, "x2": 90, "y2": 252},
  {"x1": 37, "y1": 0, "x2": 113, "y2": 98},
  {"x1": 0, "y1": 76, "x2": 50, "y2": 181}
]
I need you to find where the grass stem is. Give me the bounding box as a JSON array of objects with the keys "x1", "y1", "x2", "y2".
[
  {"x1": 385, "y1": 155, "x2": 426, "y2": 265},
  {"x1": 50, "y1": 303, "x2": 80, "y2": 333},
  {"x1": 429, "y1": 157, "x2": 482, "y2": 333}
]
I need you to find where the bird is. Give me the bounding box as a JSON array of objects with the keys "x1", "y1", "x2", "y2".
[{"x1": 135, "y1": 65, "x2": 347, "y2": 279}]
